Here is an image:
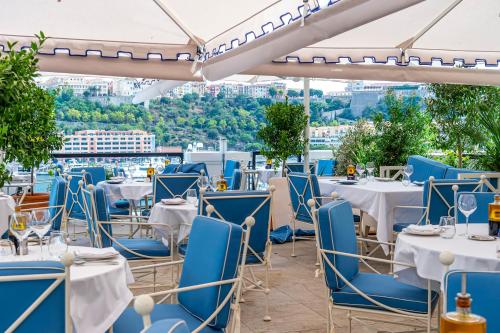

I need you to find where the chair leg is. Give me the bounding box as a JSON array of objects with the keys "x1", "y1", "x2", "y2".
[
  {"x1": 263, "y1": 261, "x2": 271, "y2": 322},
  {"x1": 347, "y1": 310, "x2": 352, "y2": 333},
  {"x1": 291, "y1": 218, "x2": 297, "y2": 257}
]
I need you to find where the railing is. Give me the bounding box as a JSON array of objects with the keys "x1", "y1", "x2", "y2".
[
  {"x1": 52, "y1": 152, "x2": 184, "y2": 163},
  {"x1": 251, "y1": 151, "x2": 302, "y2": 169}
]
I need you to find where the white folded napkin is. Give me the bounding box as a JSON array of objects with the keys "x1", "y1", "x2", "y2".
[
  {"x1": 161, "y1": 198, "x2": 186, "y2": 205},
  {"x1": 405, "y1": 224, "x2": 438, "y2": 232},
  {"x1": 74, "y1": 247, "x2": 119, "y2": 260}
]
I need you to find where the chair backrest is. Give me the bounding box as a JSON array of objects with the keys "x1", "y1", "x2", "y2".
[
  {"x1": 456, "y1": 192, "x2": 495, "y2": 224},
  {"x1": 199, "y1": 190, "x2": 271, "y2": 259},
  {"x1": 64, "y1": 172, "x2": 89, "y2": 220},
  {"x1": 71, "y1": 166, "x2": 106, "y2": 185},
  {"x1": 230, "y1": 169, "x2": 242, "y2": 190},
  {"x1": 49, "y1": 176, "x2": 67, "y2": 231},
  {"x1": 444, "y1": 270, "x2": 500, "y2": 333},
  {"x1": 176, "y1": 163, "x2": 209, "y2": 177},
  {"x1": 178, "y1": 216, "x2": 243, "y2": 330},
  {"x1": 112, "y1": 166, "x2": 126, "y2": 177},
  {"x1": 153, "y1": 174, "x2": 200, "y2": 204},
  {"x1": 422, "y1": 179, "x2": 483, "y2": 225},
  {"x1": 316, "y1": 200, "x2": 358, "y2": 290},
  {"x1": 287, "y1": 172, "x2": 321, "y2": 224},
  {"x1": 407, "y1": 155, "x2": 449, "y2": 182},
  {"x1": 286, "y1": 162, "x2": 316, "y2": 174},
  {"x1": 82, "y1": 186, "x2": 113, "y2": 248},
  {"x1": 224, "y1": 160, "x2": 240, "y2": 187},
  {"x1": 317, "y1": 159, "x2": 336, "y2": 176},
  {"x1": 0, "y1": 261, "x2": 68, "y2": 333},
  {"x1": 162, "y1": 163, "x2": 180, "y2": 174},
  {"x1": 458, "y1": 172, "x2": 500, "y2": 192}
]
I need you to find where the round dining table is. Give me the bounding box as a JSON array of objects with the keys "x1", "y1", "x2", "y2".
[
  {"x1": 319, "y1": 178, "x2": 423, "y2": 253},
  {"x1": 1, "y1": 245, "x2": 134, "y2": 333},
  {"x1": 148, "y1": 201, "x2": 198, "y2": 246},
  {"x1": 97, "y1": 180, "x2": 153, "y2": 206},
  {"x1": 394, "y1": 224, "x2": 500, "y2": 289},
  {"x1": 0, "y1": 195, "x2": 16, "y2": 236}
]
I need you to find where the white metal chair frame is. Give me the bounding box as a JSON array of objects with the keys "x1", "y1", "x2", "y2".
[
  {"x1": 0, "y1": 253, "x2": 74, "y2": 333},
  {"x1": 379, "y1": 165, "x2": 404, "y2": 180},
  {"x1": 153, "y1": 174, "x2": 200, "y2": 201},
  {"x1": 82, "y1": 185, "x2": 175, "y2": 289},
  {"x1": 62, "y1": 172, "x2": 89, "y2": 239},
  {"x1": 199, "y1": 189, "x2": 274, "y2": 321},
  {"x1": 131, "y1": 217, "x2": 255, "y2": 333},
  {"x1": 286, "y1": 172, "x2": 334, "y2": 258},
  {"x1": 458, "y1": 172, "x2": 500, "y2": 192},
  {"x1": 309, "y1": 202, "x2": 437, "y2": 333}
]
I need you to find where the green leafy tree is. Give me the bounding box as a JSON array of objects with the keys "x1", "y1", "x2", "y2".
[
  {"x1": 257, "y1": 98, "x2": 308, "y2": 176},
  {"x1": 476, "y1": 86, "x2": 500, "y2": 171},
  {"x1": 268, "y1": 87, "x2": 277, "y2": 98},
  {"x1": 427, "y1": 84, "x2": 486, "y2": 167}
]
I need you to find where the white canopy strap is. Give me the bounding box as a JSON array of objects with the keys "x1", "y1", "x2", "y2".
[
  {"x1": 132, "y1": 80, "x2": 185, "y2": 104},
  {"x1": 202, "y1": 0, "x2": 424, "y2": 81}
]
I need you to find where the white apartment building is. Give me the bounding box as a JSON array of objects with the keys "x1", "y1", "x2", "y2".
[
  {"x1": 61, "y1": 130, "x2": 155, "y2": 154},
  {"x1": 43, "y1": 76, "x2": 110, "y2": 96},
  {"x1": 309, "y1": 125, "x2": 353, "y2": 147}
]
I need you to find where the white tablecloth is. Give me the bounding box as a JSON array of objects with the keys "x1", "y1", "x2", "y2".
[
  {"x1": 97, "y1": 181, "x2": 152, "y2": 204},
  {"x1": 319, "y1": 179, "x2": 423, "y2": 249},
  {"x1": 394, "y1": 224, "x2": 500, "y2": 289},
  {"x1": 148, "y1": 202, "x2": 198, "y2": 246},
  {"x1": 1, "y1": 246, "x2": 134, "y2": 333},
  {"x1": 257, "y1": 168, "x2": 280, "y2": 184},
  {"x1": 0, "y1": 195, "x2": 16, "y2": 236}
]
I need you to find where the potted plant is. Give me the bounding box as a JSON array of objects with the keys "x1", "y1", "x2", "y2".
[
  {"x1": 257, "y1": 98, "x2": 308, "y2": 177},
  {"x1": 0, "y1": 32, "x2": 64, "y2": 205}
]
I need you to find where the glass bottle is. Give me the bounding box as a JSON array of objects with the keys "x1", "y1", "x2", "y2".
[
  {"x1": 440, "y1": 274, "x2": 486, "y2": 333},
  {"x1": 488, "y1": 194, "x2": 500, "y2": 236},
  {"x1": 146, "y1": 162, "x2": 155, "y2": 182},
  {"x1": 216, "y1": 174, "x2": 228, "y2": 191},
  {"x1": 347, "y1": 164, "x2": 356, "y2": 180},
  {"x1": 164, "y1": 159, "x2": 170, "y2": 167}
]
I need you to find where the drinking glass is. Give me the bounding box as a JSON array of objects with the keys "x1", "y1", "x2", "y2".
[
  {"x1": 117, "y1": 170, "x2": 125, "y2": 178},
  {"x1": 156, "y1": 164, "x2": 165, "y2": 174},
  {"x1": 356, "y1": 164, "x2": 365, "y2": 180},
  {"x1": 439, "y1": 216, "x2": 456, "y2": 239},
  {"x1": 186, "y1": 189, "x2": 197, "y2": 205},
  {"x1": 48, "y1": 231, "x2": 68, "y2": 258},
  {"x1": 404, "y1": 165, "x2": 414, "y2": 181},
  {"x1": 458, "y1": 194, "x2": 477, "y2": 237},
  {"x1": 197, "y1": 176, "x2": 209, "y2": 190},
  {"x1": 9, "y1": 212, "x2": 32, "y2": 251},
  {"x1": 211, "y1": 176, "x2": 219, "y2": 191},
  {"x1": 366, "y1": 162, "x2": 375, "y2": 181},
  {"x1": 0, "y1": 240, "x2": 15, "y2": 259},
  {"x1": 31, "y1": 209, "x2": 52, "y2": 259},
  {"x1": 358, "y1": 173, "x2": 368, "y2": 185}
]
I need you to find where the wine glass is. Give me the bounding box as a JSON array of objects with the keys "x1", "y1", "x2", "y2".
[
  {"x1": 156, "y1": 163, "x2": 165, "y2": 174},
  {"x1": 356, "y1": 164, "x2": 365, "y2": 180},
  {"x1": 48, "y1": 231, "x2": 68, "y2": 259},
  {"x1": 366, "y1": 162, "x2": 375, "y2": 181},
  {"x1": 211, "y1": 176, "x2": 219, "y2": 191},
  {"x1": 186, "y1": 189, "x2": 197, "y2": 205},
  {"x1": 30, "y1": 209, "x2": 52, "y2": 259},
  {"x1": 404, "y1": 165, "x2": 414, "y2": 180},
  {"x1": 9, "y1": 212, "x2": 32, "y2": 254},
  {"x1": 197, "y1": 176, "x2": 209, "y2": 190},
  {"x1": 0, "y1": 240, "x2": 15, "y2": 259},
  {"x1": 458, "y1": 194, "x2": 477, "y2": 238}
]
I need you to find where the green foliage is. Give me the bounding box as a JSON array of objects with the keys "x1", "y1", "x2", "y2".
[
  {"x1": 371, "y1": 92, "x2": 432, "y2": 171},
  {"x1": 257, "y1": 98, "x2": 308, "y2": 176},
  {"x1": 426, "y1": 84, "x2": 489, "y2": 167},
  {"x1": 334, "y1": 120, "x2": 375, "y2": 175},
  {"x1": 476, "y1": 86, "x2": 500, "y2": 171},
  {"x1": 0, "y1": 32, "x2": 64, "y2": 187}
]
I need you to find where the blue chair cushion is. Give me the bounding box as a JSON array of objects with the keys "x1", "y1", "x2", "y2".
[
  {"x1": 114, "y1": 199, "x2": 130, "y2": 209},
  {"x1": 407, "y1": 155, "x2": 449, "y2": 182},
  {"x1": 141, "y1": 209, "x2": 151, "y2": 217},
  {"x1": 145, "y1": 319, "x2": 190, "y2": 333},
  {"x1": 113, "y1": 238, "x2": 170, "y2": 259},
  {"x1": 178, "y1": 243, "x2": 188, "y2": 256},
  {"x1": 71, "y1": 166, "x2": 106, "y2": 185},
  {"x1": 317, "y1": 159, "x2": 336, "y2": 176},
  {"x1": 393, "y1": 222, "x2": 413, "y2": 232},
  {"x1": 109, "y1": 206, "x2": 129, "y2": 216},
  {"x1": 114, "y1": 304, "x2": 222, "y2": 333},
  {"x1": 332, "y1": 272, "x2": 439, "y2": 314},
  {"x1": 49, "y1": 176, "x2": 67, "y2": 231}
]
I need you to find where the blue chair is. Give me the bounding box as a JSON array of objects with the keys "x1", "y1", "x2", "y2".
[
  {"x1": 287, "y1": 172, "x2": 331, "y2": 257},
  {"x1": 113, "y1": 215, "x2": 252, "y2": 333},
  {"x1": 223, "y1": 160, "x2": 240, "y2": 188},
  {"x1": 230, "y1": 169, "x2": 242, "y2": 190},
  {"x1": 456, "y1": 192, "x2": 495, "y2": 224},
  {"x1": 162, "y1": 163, "x2": 180, "y2": 174},
  {"x1": 444, "y1": 270, "x2": 500, "y2": 333},
  {"x1": 393, "y1": 178, "x2": 483, "y2": 232},
  {"x1": 153, "y1": 174, "x2": 200, "y2": 201},
  {"x1": 48, "y1": 176, "x2": 67, "y2": 231},
  {"x1": 317, "y1": 159, "x2": 336, "y2": 176},
  {"x1": 71, "y1": 166, "x2": 106, "y2": 185},
  {"x1": 315, "y1": 200, "x2": 439, "y2": 333},
  {"x1": 0, "y1": 259, "x2": 71, "y2": 333},
  {"x1": 199, "y1": 190, "x2": 273, "y2": 320},
  {"x1": 82, "y1": 185, "x2": 171, "y2": 262},
  {"x1": 286, "y1": 162, "x2": 316, "y2": 174},
  {"x1": 112, "y1": 166, "x2": 127, "y2": 177},
  {"x1": 64, "y1": 172, "x2": 89, "y2": 222},
  {"x1": 176, "y1": 163, "x2": 209, "y2": 177},
  {"x1": 407, "y1": 155, "x2": 449, "y2": 182}
]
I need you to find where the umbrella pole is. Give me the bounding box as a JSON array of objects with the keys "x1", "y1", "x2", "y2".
[{"x1": 303, "y1": 77, "x2": 310, "y2": 173}]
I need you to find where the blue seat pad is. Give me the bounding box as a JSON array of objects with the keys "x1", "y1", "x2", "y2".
[
  {"x1": 113, "y1": 238, "x2": 170, "y2": 259},
  {"x1": 146, "y1": 319, "x2": 190, "y2": 333},
  {"x1": 332, "y1": 272, "x2": 439, "y2": 314},
  {"x1": 141, "y1": 209, "x2": 151, "y2": 217},
  {"x1": 114, "y1": 304, "x2": 222, "y2": 333},
  {"x1": 393, "y1": 222, "x2": 414, "y2": 232},
  {"x1": 178, "y1": 243, "x2": 188, "y2": 256},
  {"x1": 114, "y1": 199, "x2": 130, "y2": 209},
  {"x1": 109, "y1": 206, "x2": 129, "y2": 216}
]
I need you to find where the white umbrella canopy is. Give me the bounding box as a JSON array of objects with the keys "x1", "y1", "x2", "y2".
[{"x1": 245, "y1": 0, "x2": 500, "y2": 85}]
